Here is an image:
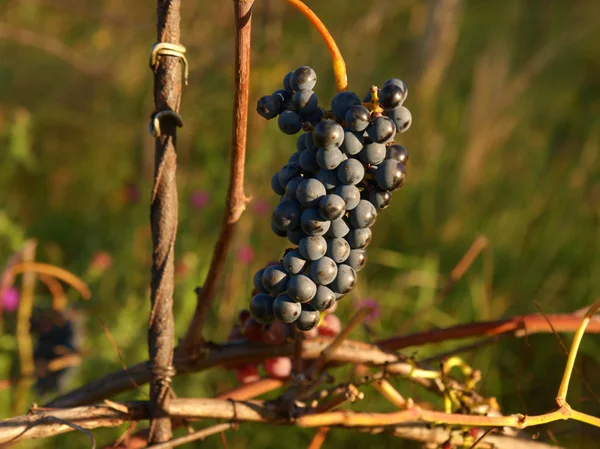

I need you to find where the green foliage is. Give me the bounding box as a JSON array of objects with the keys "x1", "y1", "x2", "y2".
[{"x1": 1, "y1": 0, "x2": 599, "y2": 447}]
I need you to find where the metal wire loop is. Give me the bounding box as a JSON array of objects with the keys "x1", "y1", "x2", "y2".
[
  {"x1": 149, "y1": 42, "x2": 189, "y2": 86},
  {"x1": 148, "y1": 110, "x2": 183, "y2": 138}
]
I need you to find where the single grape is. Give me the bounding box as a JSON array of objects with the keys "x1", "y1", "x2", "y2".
[
  {"x1": 283, "y1": 71, "x2": 294, "y2": 92},
  {"x1": 261, "y1": 265, "x2": 289, "y2": 295},
  {"x1": 366, "y1": 116, "x2": 396, "y2": 144},
  {"x1": 375, "y1": 159, "x2": 407, "y2": 191},
  {"x1": 331, "y1": 91, "x2": 361, "y2": 121},
  {"x1": 253, "y1": 268, "x2": 268, "y2": 293},
  {"x1": 236, "y1": 363, "x2": 260, "y2": 384},
  {"x1": 278, "y1": 162, "x2": 300, "y2": 186},
  {"x1": 273, "y1": 293, "x2": 301, "y2": 323},
  {"x1": 346, "y1": 227, "x2": 372, "y2": 249},
  {"x1": 299, "y1": 148, "x2": 319, "y2": 173},
  {"x1": 346, "y1": 248, "x2": 367, "y2": 272},
  {"x1": 382, "y1": 78, "x2": 408, "y2": 103},
  {"x1": 309, "y1": 285, "x2": 336, "y2": 311},
  {"x1": 385, "y1": 105, "x2": 412, "y2": 133},
  {"x1": 272, "y1": 200, "x2": 302, "y2": 231},
  {"x1": 287, "y1": 152, "x2": 300, "y2": 165},
  {"x1": 298, "y1": 235, "x2": 327, "y2": 261},
  {"x1": 328, "y1": 264, "x2": 357, "y2": 295},
  {"x1": 282, "y1": 249, "x2": 307, "y2": 275},
  {"x1": 295, "y1": 304, "x2": 321, "y2": 331},
  {"x1": 368, "y1": 188, "x2": 392, "y2": 210},
  {"x1": 325, "y1": 217, "x2": 350, "y2": 238},
  {"x1": 318, "y1": 194, "x2": 346, "y2": 221},
  {"x1": 326, "y1": 237, "x2": 351, "y2": 263},
  {"x1": 265, "y1": 357, "x2": 292, "y2": 379},
  {"x1": 340, "y1": 130, "x2": 364, "y2": 156},
  {"x1": 293, "y1": 89, "x2": 318, "y2": 115},
  {"x1": 296, "y1": 178, "x2": 326, "y2": 207},
  {"x1": 304, "y1": 132, "x2": 315, "y2": 150},
  {"x1": 287, "y1": 274, "x2": 318, "y2": 303},
  {"x1": 304, "y1": 107, "x2": 325, "y2": 125},
  {"x1": 278, "y1": 110, "x2": 303, "y2": 135},
  {"x1": 297, "y1": 132, "x2": 309, "y2": 151},
  {"x1": 344, "y1": 104, "x2": 371, "y2": 132},
  {"x1": 285, "y1": 176, "x2": 304, "y2": 202},
  {"x1": 301, "y1": 207, "x2": 331, "y2": 236},
  {"x1": 308, "y1": 256, "x2": 338, "y2": 285},
  {"x1": 386, "y1": 144, "x2": 409, "y2": 165},
  {"x1": 318, "y1": 313, "x2": 342, "y2": 337},
  {"x1": 291, "y1": 65, "x2": 317, "y2": 90},
  {"x1": 273, "y1": 89, "x2": 292, "y2": 107},
  {"x1": 249, "y1": 293, "x2": 275, "y2": 323},
  {"x1": 337, "y1": 158, "x2": 365, "y2": 185},
  {"x1": 359, "y1": 141, "x2": 386, "y2": 165},
  {"x1": 348, "y1": 200, "x2": 377, "y2": 228},
  {"x1": 313, "y1": 120, "x2": 344, "y2": 150},
  {"x1": 380, "y1": 83, "x2": 405, "y2": 109},
  {"x1": 287, "y1": 229, "x2": 306, "y2": 245},
  {"x1": 316, "y1": 169, "x2": 339, "y2": 191},
  {"x1": 271, "y1": 220, "x2": 287, "y2": 237},
  {"x1": 334, "y1": 184, "x2": 361, "y2": 210},
  {"x1": 257, "y1": 95, "x2": 280, "y2": 120},
  {"x1": 271, "y1": 172, "x2": 285, "y2": 195},
  {"x1": 316, "y1": 148, "x2": 345, "y2": 170}
]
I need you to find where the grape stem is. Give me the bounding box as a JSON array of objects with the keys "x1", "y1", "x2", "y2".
[{"x1": 283, "y1": 0, "x2": 348, "y2": 92}]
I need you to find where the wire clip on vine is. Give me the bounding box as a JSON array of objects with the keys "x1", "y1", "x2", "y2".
[
  {"x1": 149, "y1": 42, "x2": 189, "y2": 86},
  {"x1": 148, "y1": 110, "x2": 184, "y2": 138}
]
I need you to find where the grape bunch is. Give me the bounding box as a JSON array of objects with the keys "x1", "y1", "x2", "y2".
[{"x1": 250, "y1": 66, "x2": 411, "y2": 331}]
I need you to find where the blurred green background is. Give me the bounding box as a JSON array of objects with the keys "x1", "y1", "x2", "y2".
[{"x1": 1, "y1": 0, "x2": 600, "y2": 447}]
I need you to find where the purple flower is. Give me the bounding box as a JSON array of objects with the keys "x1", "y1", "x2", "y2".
[
  {"x1": 355, "y1": 298, "x2": 380, "y2": 323},
  {"x1": 191, "y1": 190, "x2": 210, "y2": 210},
  {"x1": 252, "y1": 198, "x2": 270, "y2": 217},
  {"x1": 1, "y1": 287, "x2": 20, "y2": 313},
  {"x1": 237, "y1": 245, "x2": 255, "y2": 264}
]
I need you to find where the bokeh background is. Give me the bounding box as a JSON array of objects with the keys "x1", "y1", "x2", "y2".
[{"x1": 1, "y1": 0, "x2": 600, "y2": 447}]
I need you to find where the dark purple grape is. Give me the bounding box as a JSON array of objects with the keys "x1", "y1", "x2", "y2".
[
  {"x1": 382, "y1": 78, "x2": 407, "y2": 103},
  {"x1": 283, "y1": 71, "x2": 294, "y2": 92},
  {"x1": 272, "y1": 200, "x2": 302, "y2": 231},
  {"x1": 271, "y1": 220, "x2": 287, "y2": 237},
  {"x1": 301, "y1": 207, "x2": 331, "y2": 236},
  {"x1": 331, "y1": 91, "x2": 361, "y2": 121},
  {"x1": 293, "y1": 89, "x2": 318, "y2": 115},
  {"x1": 386, "y1": 144, "x2": 409, "y2": 165},
  {"x1": 304, "y1": 107, "x2": 325, "y2": 125},
  {"x1": 297, "y1": 132, "x2": 310, "y2": 152},
  {"x1": 326, "y1": 237, "x2": 351, "y2": 263},
  {"x1": 291, "y1": 66, "x2": 317, "y2": 91},
  {"x1": 340, "y1": 130, "x2": 364, "y2": 156},
  {"x1": 386, "y1": 106, "x2": 412, "y2": 133},
  {"x1": 271, "y1": 172, "x2": 285, "y2": 195},
  {"x1": 344, "y1": 104, "x2": 371, "y2": 132},
  {"x1": 366, "y1": 116, "x2": 396, "y2": 144},
  {"x1": 368, "y1": 188, "x2": 392, "y2": 210},
  {"x1": 278, "y1": 110, "x2": 303, "y2": 135},
  {"x1": 328, "y1": 264, "x2": 357, "y2": 295},
  {"x1": 346, "y1": 227, "x2": 372, "y2": 249},
  {"x1": 346, "y1": 249, "x2": 367, "y2": 272},
  {"x1": 316, "y1": 169, "x2": 339, "y2": 191},
  {"x1": 295, "y1": 304, "x2": 320, "y2": 331},
  {"x1": 278, "y1": 162, "x2": 300, "y2": 186},
  {"x1": 250, "y1": 293, "x2": 275, "y2": 323},
  {"x1": 257, "y1": 95, "x2": 280, "y2": 120},
  {"x1": 308, "y1": 256, "x2": 338, "y2": 285},
  {"x1": 313, "y1": 120, "x2": 344, "y2": 150},
  {"x1": 287, "y1": 229, "x2": 306, "y2": 245},
  {"x1": 273, "y1": 89, "x2": 292, "y2": 106},
  {"x1": 337, "y1": 158, "x2": 365, "y2": 185},
  {"x1": 334, "y1": 184, "x2": 361, "y2": 210},
  {"x1": 380, "y1": 83, "x2": 405, "y2": 109},
  {"x1": 285, "y1": 176, "x2": 304, "y2": 202},
  {"x1": 309, "y1": 285, "x2": 336, "y2": 311},
  {"x1": 348, "y1": 200, "x2": 377, "y2": 228},
  {"x1": 299, "y1": 148, "x2": 319, "y2": 173},
  {"x1": 273, "y1": 294, "x2": 301, "y2": 323},
  {"x1": 253, "y1": 268, "x2": 268, "y2": 293},
  {"x1": 282, "y1": 249, "x2": 307, "y2": 275},
  {"x1": 375, "y1": 160, "x2": 407, "y2": 191},
  {"x1": 287, "y1": 274, "x2": 317, "y2": 303},
  {"x1": 316, "y1": 148, "x2": 345, "y2": 170},
  {"x1": 296, "y1": 178, "x2": 326, "y2": 207},
  {"x1": 325, "y1": 217, "x2": 350, "y2": 238},
  {"x1": 299, "y1": 236, "x2": 327, "y2": 261},
  {"x1": 359, "y1": 142, "x2": 386, "y2": 165},
  {"x1": 262, "y1": 265, "x2": 289, "y2": 295},
  {"x1": 287, "y1": 152, "x2": 300, "y2": 165},
  {"x1": 318, "y1": 194, "x2": 346, "y2": 220}
]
